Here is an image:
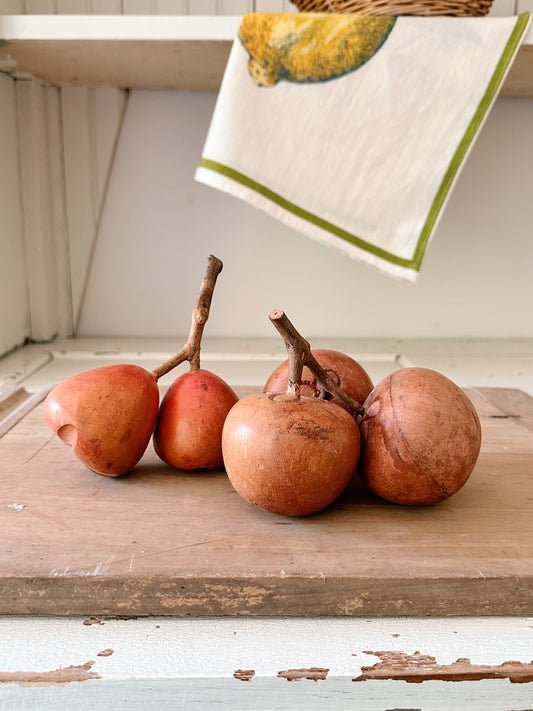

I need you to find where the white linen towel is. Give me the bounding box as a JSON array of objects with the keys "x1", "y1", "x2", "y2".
[{"x1": 196, "y1": 12, "x2": 530, "y2": 281}]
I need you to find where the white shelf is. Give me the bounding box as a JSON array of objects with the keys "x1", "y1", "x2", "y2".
[
  {"x1": 0, "y1": 14, "x2": 532, "y2": 94},
  {"x1": 0, "y1": 15, "x2": 239, "y2": 91}
]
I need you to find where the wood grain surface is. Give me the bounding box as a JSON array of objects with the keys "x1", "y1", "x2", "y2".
[{"x1": 1, "y1": 386, "x2": 532, "y2": 616}]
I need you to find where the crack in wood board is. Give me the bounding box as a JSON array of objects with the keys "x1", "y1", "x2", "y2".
[
  {"x1": 0, "y1": 661, "x2": 100, "y2": 686},
  {"x1": 353, "y1": 651, "x2": 533, "y2": 683}
]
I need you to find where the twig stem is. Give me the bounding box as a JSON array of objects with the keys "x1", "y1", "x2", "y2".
[
  {"x1": 268, "y1": 309, "x2": 365, "y2": 417},
  {"x1": 151, "y1": 255, "x2": 223, "y2": 380}
]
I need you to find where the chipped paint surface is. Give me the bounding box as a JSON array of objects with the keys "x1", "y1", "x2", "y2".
[
  {"x1": 0, "y1": 661, "x2": 100, "y2": 686},
  {"x1": 354, "y1": 651, "x2": 533, "y2": 683},
  {"x1": 83, "y1": 616, "x2": 138, "y2": 626},
  {"x1": 6, "y1": 503, "x2": 24, "y2": 512},
  {"x1": 1, "y1": 614, "x2": 533, "y2": 709},
  {"x1": 97, "y1": 649, "x2": 114, "y2": 657},
  {"x1": 278, "y1": 668, "x2": 329, "y2": 682}
]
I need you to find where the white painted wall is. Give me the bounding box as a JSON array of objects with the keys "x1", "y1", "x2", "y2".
[{"x1": 76, "y1": 90, "x2": 533, "y2": 340}]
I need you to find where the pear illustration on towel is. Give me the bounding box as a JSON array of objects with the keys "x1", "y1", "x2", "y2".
[{"x1": 239, "y1": 13, "x2": 396, "y2": 87}]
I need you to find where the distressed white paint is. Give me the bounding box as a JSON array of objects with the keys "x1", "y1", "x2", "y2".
[
  {"x1": 0, "y1": 74, "x2": 28, "y2": 357},
  {"x1": 1, "y1": 615, "x2": 532, "y2": 678},
  {"x1": 0, "y1": 616, "x2": 532, "y2": 710}
]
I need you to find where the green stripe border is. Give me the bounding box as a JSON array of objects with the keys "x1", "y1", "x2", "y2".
[
  {"x1": 200, "y1": 12, "x2": 530, "y2": 272},
  {"x1": 412, "y1": 10, "x2": 531, "y2": 269}
]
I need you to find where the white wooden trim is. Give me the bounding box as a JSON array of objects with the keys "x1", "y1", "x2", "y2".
[
  {"x1": 0, "y1": 615, "x2": 532, "y2": 709},
  {"x1": 0, "y1": 14, "x2": 242, "y2": 39},
  {"x1": 0, "y1": 73, "x2": 29, "y2": 356},
  {"x1": 16, "y1": 79, "x2": 60, "y2": 343}
]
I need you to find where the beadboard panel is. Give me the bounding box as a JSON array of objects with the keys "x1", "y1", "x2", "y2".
[
  {"x1": 490, "y1": 0, "x2": 518, "y2": 14},
  {"x1": 16, "y1": 81, "x2": 61, "y2": 343},
  {"x1": 25, "y1": 0, "x2": 57, "y2": 12},
  {"x1": 45, "y1": 84, "x2": 72, "y2": 339},
  {"x1": 0, "y1": 74, "x2": 28, "y2": 358},
  {"x1": 0, "y1": 0, "x2": 24, "y2": 11},
  {"x1": 1, "y1": 80, "x2": 125, "y2": 348},
  {"x1": 76, "y1": 90, "x2": 533, "y2": 340},
  {"x1": 0, "y1": 1, "x2": 509, "y2": 12},
  {"x1": 61, "y1": 86, "x2": 126, "y2": 330},
  {"x1": 518, "y1": 0, "x2": 533, "y2": 12}
]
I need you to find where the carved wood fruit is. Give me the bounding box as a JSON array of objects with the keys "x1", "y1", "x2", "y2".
[
  {"x1": 358, "y1": 367, "x2": 482, "y2": 505},
  {"x1": 153, "y1": 369, "x2": 239, "y2": 470},
  {"x1": 222, "y1": 392, "x2": 360, "y2": 516},
  {"x1": 43, "y1": 364, "x2": 159, "y2": 477},
  {"x1": 264, "y1": 348, "x2": 373, "y2": 410}
]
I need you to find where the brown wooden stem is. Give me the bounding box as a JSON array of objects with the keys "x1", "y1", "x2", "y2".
[
  {"x1": 151, "y1": 255, "x2": 223, "y2": 380},
  {"x1": 268, "y1": 309, "x2": 365, "y2": 418}
]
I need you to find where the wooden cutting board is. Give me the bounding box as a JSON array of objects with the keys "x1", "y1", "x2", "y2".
[{"x1": 1, "y1": 386, "x2": 532, "y2": 617}]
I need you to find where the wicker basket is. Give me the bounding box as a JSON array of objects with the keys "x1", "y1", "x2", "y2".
[{"x1": 290, "y1": 1, "x2": 493, "y2": 16}]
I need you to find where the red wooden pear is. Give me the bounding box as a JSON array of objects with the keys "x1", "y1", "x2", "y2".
[
  {"x1": 44, "y1": 364, "x2": 158, "y2": 477},
  {"x1": 43, "y1": 255, "x2": 229, "y2": 477},
  {"x1": 153, "y1": 256, "x2": 238, "y2": 470}
]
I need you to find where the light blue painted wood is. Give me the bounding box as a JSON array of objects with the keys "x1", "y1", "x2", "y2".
[{"x1": 2, "y1": 676, "x2": 533, "y2": 711}]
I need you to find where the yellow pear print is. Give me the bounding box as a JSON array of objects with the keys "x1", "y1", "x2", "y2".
[{"x1": 239, "y1": 13, "x2": 397, "y2": 87}]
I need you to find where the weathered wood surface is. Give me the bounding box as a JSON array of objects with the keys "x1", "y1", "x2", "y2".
[{"x1": 1, "y1": 387, "x2": 533, "y2": 616}]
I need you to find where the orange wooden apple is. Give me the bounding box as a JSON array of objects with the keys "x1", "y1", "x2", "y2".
[
  {"x1": 43, "y1": 364, "x2": 159, "y2": 477},
  {"x1": 153, "y1": 369, "x2": 239, "y2": 470},
  {"x1": 358, "y1": 367, "x2": 482, "y2": 505},
  {"x1": 264, "y1": 348, "x2": 373, "y2": 410},
  {"x1": 222, "y1": 391, "x2": 360, "y2": 516}
]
